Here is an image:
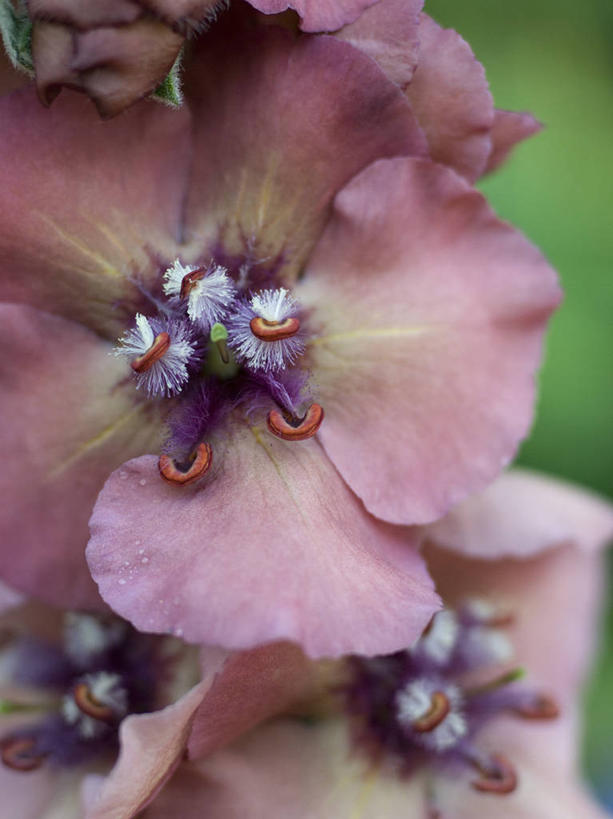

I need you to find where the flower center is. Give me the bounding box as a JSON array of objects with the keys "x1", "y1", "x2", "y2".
[
  {"x1": 114, "y1": 257, "x2": 322, "y2": 487},
  {"x1": 0, "y1": 614, "x2": 163, "y2": 770},
  {"x1": 345, "y1": 599, "x2": 560, "y2": 798}
]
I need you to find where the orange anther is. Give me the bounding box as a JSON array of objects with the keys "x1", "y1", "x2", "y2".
[
  {"x1": 471, "y1": 753, "x2": 518, "y2": 795},
  {"x1": 180, "y1": 267, "x2": 207, "y2": 299},
  {"x1": 514, "y1": 693, "x2": 559, "y2": 720},
  {"x1": 250, "y1": 316, "x2": 300, "y2": 341},
  {"x1": 73, "y1": 683, "x2": 115, "y2": 722},
  {"x1": 131, "y1": 331, "x2": 170, "y2": 373},
  {"x1": 412, "y1": 691, "x2": 451, "y2": 733},
  {"x1": 158, "y1": 442, "x2": 213, "y2": 486},
  {"x1": 267, "y1": 403, "x2": 324, "y2": 441},
  {"x1": 1, "y1": 737, "x2": 46, "y2": 772}
]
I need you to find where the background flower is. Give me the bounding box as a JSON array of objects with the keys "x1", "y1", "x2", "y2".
[{"x1": 122, "y1": 471, "x2": 613, "y2": 817}]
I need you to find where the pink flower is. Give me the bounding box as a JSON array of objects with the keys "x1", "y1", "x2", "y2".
[
  {"x1": 126, "y1": 472, "x2": 613, "y2": 818},
  {"x1": 0, "y1": 20, "x2": 559, "y2": 657},
  {"x1": 0, "y1": 595, "x2": 324, "y2": 818},
  {"x1": 19, "y1": 0, "x2": 380, "y2": 117}
]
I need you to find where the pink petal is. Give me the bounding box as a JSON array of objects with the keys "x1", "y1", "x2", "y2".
[
  {"x1": 0, "y1": 88, "x2": 189, "y2": 336},
  {"x1": 432, "y1": 717, "x2": 609, "y2": 819},
  {"x1": 0, "y1": 304, "x2": 165, "y2": 608},
  {"x1": 423, "y1": 468, "x2": 613, "y2": 558},
  {"x1": 485, "y1": 109, "x2": 543, "y2": 174},
  {"x1": 0, "y1": 766, "x2": 84, "y2": 819},
  {"x1": 146, "y1": 716, "x2": 608, "y2": 819},
  {"x1": 146, "y1": 720, "x2": 423, "y2": 819},
  {"x1": 297, "y1": 157, "x2": 561, "y2": 526},
  {"x1": 86, "y1": 642, "x2": 331, "y2": 816},
  {"x1": 0, "y1": 50, "x2": 30, "y2": 96},
  {"x1": 426, "y1": 541, "x2": 604, "y2": 707},
  {"x1": 85, "y1": 681, "x2": 211, "y2": 818},
  {"x1": 188, "y1": 642, "x2": 332, "y2": 758},
  {"x1": 183, "y1": 25, "x2": 426, "y2": 282},
  {"x1": 406, "y1": 14, "x2": 494, "y2": 181},
  {"x1": 138, "y1": 1, "x2": 222, "y2": 31},
  {"x1": 247, "y1": 0, "x2": 379, "y2": 32},
  {"x1": 87, "y1": 424, "x2": 439, "y2": 658},
  {"x1": 335, "y1": 0, "x2": 423, "y2": 87}
]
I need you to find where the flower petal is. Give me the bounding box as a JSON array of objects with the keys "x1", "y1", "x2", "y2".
[
  {"x1": 298, "y1": 157, "x2": 561, "y2": 525},
  {"x1": 485, "y1": 109, "x2": 542, "y2": 174},
  {"x1": 0, "y1": 88, "x2": 189, "y2": 336},
  {"x1": 423, "y1": 468, "x2": 613, "y2": 558},
  {"x1": 85, "y1": 681, "x2": 211, "y2": 819},
  {"x1": 0, "y1": 304, "x2": 165, "y2": 608},
  {"x1": 145, "y1": 719, "x2": 424, "y2": 819},
  {"x1": 335, "y1": 0, "x2": 423, "y2": 87},
  {"x1": 187, "y1": 642, "x2": 332, "y2": 758},
  {"x1": 87, "y1": 422, "x2": 439, "y2": 657},
  {"x1": 247, "y1": 0, "x2": 379, "y2": 32},
  {"x1": 0, "y1": 765, "x2": 84, "y2": 819},
  {"x1": 182, "y1": 25, "x2": 426, "y2": 281},
  {"x1": 406, "y1": 14, "x2": 494, "y2": 181}
]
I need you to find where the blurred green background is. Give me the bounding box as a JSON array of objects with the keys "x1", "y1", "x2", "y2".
[{"x1": 426, "y1": 0, "x2": 613, "y2": 802}]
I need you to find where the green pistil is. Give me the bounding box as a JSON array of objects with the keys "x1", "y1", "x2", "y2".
[
  {"x1": 465, "y1": 666, "x2": 526, "y2": 698},
  {"x1": 0, "y1": 699, "x2": 47, "y2": 715},
  {"x1": 204, "y1": 323, "x2": 239, "y2": 380}
]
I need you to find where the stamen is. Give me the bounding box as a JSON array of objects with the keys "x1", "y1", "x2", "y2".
[
  {"x1": 267, "y1": 403, "x2": 324, "y2": 441},
  {"x1": 250, "y1": 316, "x2": 301, "y2": 341},
  {"x1": 180, "y1": 267, "x2": 206, "y2": 300},
  {"x1": 73, "y1": 682, "x2": 116, "y2": 722},
  {"x1": 513, "y1": 693, "x2": 560, "y2": 720},
  {"x1": 464, "y1": 666, "x2": 525, "y2": 697},
  {"x1": 159, "y1": 442, "x2": 213, "y2": 486},
  {"x1": 470, "y1": 753, "x2": 518, "y2": 795},
  {"x1": 412, "y1": 691, "x2": 450, "y2": 733},
  {"x1": 130, "y1": 332, "x2": 171, "y2": 373},
  {"x1": 226, "y1": 290, "x2": 305, "y2": 371},
  {"x1": 462, "y1": 599, "x2": 514, "y2": 628},
  {"x1": 115, "y1": 314, "x2": 199, "y2": 397},
  {"x1": 1, "y1": 737, "x2": 46, "y2": 772},
  {"x1": 163, "y1": 259, "x2": 235, "y2": 330},
  {"x1": 413, "y1": 609, "x2": 459, "y2": 665}
]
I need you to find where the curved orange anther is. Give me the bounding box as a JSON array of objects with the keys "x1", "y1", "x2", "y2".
[
  {"x1": 158, "y1": 442, "x2": 213, "y2": 486},
  {"x1": 131, "y1": 331, "x2": 170, "y2": 373},
  {"x1": 73, "y1": 682, "x2": 115, "y2": 722},
  {"x1": 180, "y1": 267, "x2": 206, "y2": 299},
  {"x1": 471, "y1": 753, "x2": 518, "y2": 795},
  {"x1": 267, "y1": 403, "x2": 324, "y2": 442},
  {"x1": 250, "y1": 316, "x2": 300, "y2": 341},
  {"x1": 481, "y1": 612, "x2": 515, "y2": 628},
  {"x1": 412, "y1": 691, "x2": 451, "y2": 733},
  {"x1": 514, "y1": 693, "x2": 560, "y2": 720},
  {"x1": 1, "y1": 737, "x2": 45, "y2": 772}
]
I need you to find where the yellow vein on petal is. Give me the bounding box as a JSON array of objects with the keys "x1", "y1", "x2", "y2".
[
  {"x1": 46, "y1": 403, "x2": 148, "y2": 479},
  {"x1": 34, "y1": 212, "x2": 122, "y2": 278},
  {"x1": 248, "y1": 424, "x2": 310, "y2": 527}
]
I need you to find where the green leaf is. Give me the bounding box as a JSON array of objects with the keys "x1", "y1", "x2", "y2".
[
  {"x1": 150, "y1": 49, "x2": 183, "y2": 108},
  {"x1": 0, "y1": 0, "x2": 34, "y2": 75}
]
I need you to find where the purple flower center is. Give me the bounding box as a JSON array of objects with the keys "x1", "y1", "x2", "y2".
[
  {"x1": 344, "y1": 599, "x2": 559, "y2": 796},
  {"x1": 0, "y1": 614, "x2": 164, "y2": 770},
  {"x1": 114, "y1": 257, "x2": 323, "y2": 484}
]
